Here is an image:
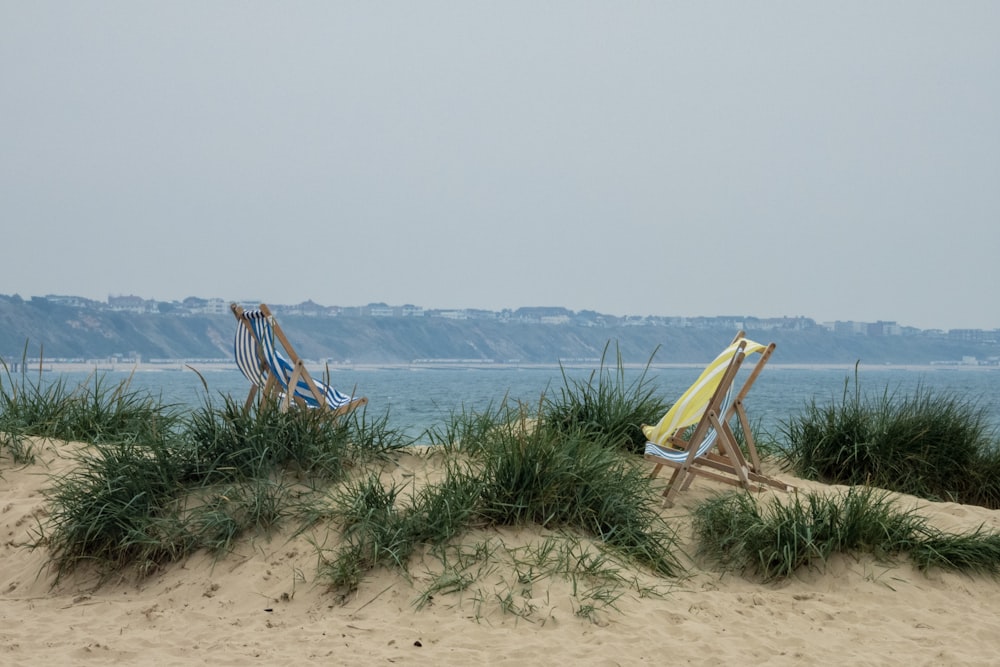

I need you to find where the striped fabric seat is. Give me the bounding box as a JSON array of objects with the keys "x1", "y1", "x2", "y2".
[
  {"x1": 641, "y1": 338, "x2": 766, "y2": 455},
  {"x1": 642, "y1": 390, "x2": 730, "y2": 463},
  {"x1": 233, "y1": 311, "x2": 270, "y2": 388},
  {"x1": 232, "y1": 304, "x2": 365, "y2": 414}
]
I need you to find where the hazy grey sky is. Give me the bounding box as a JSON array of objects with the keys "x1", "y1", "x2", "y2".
[{"x1": 3, "y1": 2, "x2": 998, "y2": 330}]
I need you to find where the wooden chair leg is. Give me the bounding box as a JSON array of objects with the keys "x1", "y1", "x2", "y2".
[{"x1": 244, "y1": 384, "x2": 258, "y2": 412}]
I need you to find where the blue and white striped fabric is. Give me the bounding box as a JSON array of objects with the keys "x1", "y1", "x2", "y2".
[
  {"x1": 234, "y1": 314, "x2": 269, "y2": 387},
  {"x1": 642, "y1": 385, "x2": 734, "y2": 463},
  {"x1": 234, "y1": 308, "x2": 357, "y2": 411},
  {"x1": 644, "y1": 428, "x2": 720, "y2": 463}
]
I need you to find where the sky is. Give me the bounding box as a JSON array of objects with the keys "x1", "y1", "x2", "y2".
[{"x1": 2, "y1": 2, "x2": 998, "y2": 330}]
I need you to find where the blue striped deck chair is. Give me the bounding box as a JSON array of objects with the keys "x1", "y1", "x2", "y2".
[
  {"x1": 642, "y1": 331, "x2": 791, "y2": 505},
  {"x1": 231, "y1": 303, "x2": 367, "y2": 416}
]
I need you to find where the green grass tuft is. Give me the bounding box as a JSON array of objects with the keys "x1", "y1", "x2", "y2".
[
  {"x1": 780, "y1": 366, "x2": 1000, "y2": 508},
  {"x1": 0, "y1": 351, "x2": 179, "y2": 452},
  {"x1": 693, "y1": 486, "x2": 1000, "y2": 581},
  {"x1": 540, "y1": 342, "x2": 669, "y2": 454},
  {"x1": 32, "y1": 385, "x2": 401, "y2": 578}
]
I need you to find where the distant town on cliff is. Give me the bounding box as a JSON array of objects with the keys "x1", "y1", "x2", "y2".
[{"x1": 16, "y1": 293, "x2": 998, "y2": 344}]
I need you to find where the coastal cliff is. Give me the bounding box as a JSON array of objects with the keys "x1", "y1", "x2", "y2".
[{"x1": 0, "y1": 297, "x2": 995, "y2": 366}]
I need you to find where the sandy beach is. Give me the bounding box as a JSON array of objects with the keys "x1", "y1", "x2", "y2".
[{"x1": 3, "y1": 437, "x2": 1000, "y2": 666}]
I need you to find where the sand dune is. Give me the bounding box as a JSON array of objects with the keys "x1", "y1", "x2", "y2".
[{"x1": 3, "y1": 438, "x2": 1000, "y2": 666}]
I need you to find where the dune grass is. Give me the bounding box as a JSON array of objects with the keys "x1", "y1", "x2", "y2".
[
  {"x1": 182, "y1": 394, "x2": 357, "y2": 482},
  {"x1": 780, "y1": 366, "x2": 1000, "y2": 508},
  {"x1": 317, "y1": 398, "x2": 683, "y2": 596},
  {"x1": 25, "y1": 377, "x2": 410, "y2": 578},
  {"x1": 41, "y1": 436, "x2": 197, "y2": 576},
  {"x1": 12, "y1": 343, "x2": 1000, "y2": 608},
  {"x1": 469, "y1": 412, "x2": 681, "y2": 577},
  {"x1": 318, "y1": 468, "x2": 482, "y2": 592},
  {"x1": 423, "y1": 395, "x2": 525, "y2": 455},
  {"x1": 540, "y1": 342, "x2": 669, "y2": 454},
  {"x1": 692, "y1": 486, "x2": 1000, "y2": 581},
  {"x1": 412, "y1": 534, "x2": 669, "y2": 623},
  {"x1": 0, "y1": 354, "x2": 179, "y2": 463}
]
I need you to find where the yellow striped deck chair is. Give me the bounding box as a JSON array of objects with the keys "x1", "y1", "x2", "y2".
[{"x1": 643, "y1": 331, "x2": 792, "y2": 505}]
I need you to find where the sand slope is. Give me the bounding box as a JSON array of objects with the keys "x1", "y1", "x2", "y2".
[{"x1": 2, "y1": 438, "x2": 1000, "y2": 666}]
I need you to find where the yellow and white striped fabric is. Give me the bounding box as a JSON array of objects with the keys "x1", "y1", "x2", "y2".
[{"x1": 642, "y1": 338, "x2": 767, "y2": 447}]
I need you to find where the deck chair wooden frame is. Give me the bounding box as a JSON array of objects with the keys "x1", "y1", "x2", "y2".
[
  {"x1": 231, "y1": 303, "x2": 366, "y2": 417},
  {"x1": 644, "y1": 331, "x2": 792, "y2": 505}
]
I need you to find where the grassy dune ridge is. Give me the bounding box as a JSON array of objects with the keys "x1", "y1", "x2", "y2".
[{"x1": 3, "y1": 349, "x2": 1000, "y2": 612}]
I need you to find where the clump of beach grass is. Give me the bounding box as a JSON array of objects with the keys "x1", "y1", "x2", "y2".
[
  {"x1": 906, "y1": 527, "x2": 1000, "y2": 574},
  {"x1": 317, "y1": 469, "x2": 482, "y2": 593},
  {"x1": 540, "y1": 342, "x2": 669, "y2": 454},
  {"x1": 343, "y1": 403, "x2": 413, "y2": 460},
  {"x1": 692, "y1": 486, "x2": 1000, "y2": 581},
  {"x1": 181, "y1": 395, "x2": 355, "y2": 483},
  {"x1": 37, "y1": 389, "x2": 406, "y2": 579},
  {"x1": 470, "y1": 415, "x2": 681, "y2": 577},
  {"x1": 318, "y1": 399, "x2": 683, "y2": 596},
  {"x1": 780, "y1": 365, "x2": 1000, "y2": 508},
  {"x1": 41, "y1": 435, "x2": 197, "y2": 577},
  {"x1": 181, "y1": 367, "x2": 411, "y2": 483},
  {"x1": 422, "y1": 396, "x2": 524, "y2": 455},
  {"x1": 0, "y1": 350, "x2": 179, "y2": 462}
]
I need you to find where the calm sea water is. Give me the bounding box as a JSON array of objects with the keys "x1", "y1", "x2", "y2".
[{"x1": 28, "y1": 364, "x2": 1000, "y2": 439}]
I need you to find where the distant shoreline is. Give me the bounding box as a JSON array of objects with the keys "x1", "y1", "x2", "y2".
[{"x1": 9, "y1": 360, "x2": 998, "y2": 374}]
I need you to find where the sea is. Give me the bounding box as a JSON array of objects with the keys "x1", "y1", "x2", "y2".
[{"x1": 22, "y1": 363, "x2": 1000, "y2": 440}]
